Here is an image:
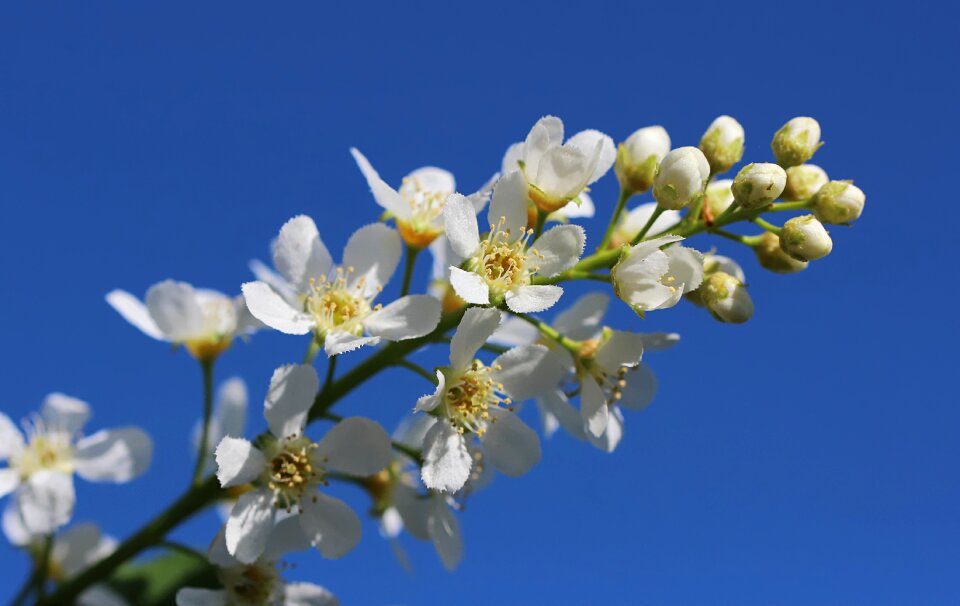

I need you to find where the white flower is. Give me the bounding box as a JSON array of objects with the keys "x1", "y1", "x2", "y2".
[
  {"x1": 350, "y1": 148, "x2": 495, "y2": 249},
  {"x1": 731, "y1": 163, "x2": 788, "y2": 209},
  {"x1": 442, "y1": 171, "x2": 586, "y2": 313},
  {"x1": 193, "y1": 378, "x2": 248, "y2": 477},
  {"x1": 107, "y1": 281, "x2": 259, "y2": 362},
  {"x1": 780, "y1": 215, "x2": 833, "y2": 261},
  {"x1": 615, "y1": 126, "x2": 671, "y2": 194},
  {"x1": 502, "y1": 116, "x2": 615, "y2": 213},
  {"x1": 611, "y1": 235, "x2": 705, "y2": 315},
  {"x1": 772, "y1": 116, "x2": 822, "y2": 167},
  {"x1": 415, "y1": 308, "x2": 563, "y2": 492},
  {"x1": 607, "y1": 202, "x2": 682, "y2": 249},
  {"x1": 214, "y1": 364, "x2": 392, "y2": 564},
  {"x1": 652, "y1": 147, "x2": 711, "y2": 210},
  {"x1": 177, "y1": 520, "x2": 338, "y2": 606},
  {"x1": 813, "y1": 181, "x2": 866, "y2": 224},
  {"x1": 0, "y1": 395, "x2": 152, "y2": 535},
  {"x1": 242, "y1": 217, "x2": 442, "y2": 357},
  {"x1": 699, "y1": 115, "x2": 745, "y2": 174},
  {"x1": 783, "y1": 164, "x2": 828, "y2": 200}
]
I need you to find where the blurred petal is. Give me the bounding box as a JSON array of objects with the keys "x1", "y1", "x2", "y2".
[
  {"x1": 0, "y1": 413, "x2": 24, "y2": 460},
  {"x1": 553, "y1": 292, "x2": 609, "y2": 340},
  {"x1": 567, "y1": 129, "x2": 616, "y2": 184},
  {"x1": 283, "y1": 582, "x2": 339, "y2": 606},
  {"x1": 581, "y1": 379, "x2": 609, "y2": 438},
  {"x1": 595, "y1": 330, "x2": 645, "y2": 371},
  {"x1": 491, "y1": 344, "x2": 563, "y2": 402},
  {"x1": 176, "y1": 588, "x2": 227, "y2": 606},
  {"x1": 617, "y1": 363, "x2": 658, "y2": 411},
  {"x1": 450, "y1": 307, "x2": 501, "y2": 369},
  {"x1": 343, "y1": 223, "x2": 402, "y2": 296},
  {"x1": 41, "y1": 393, "x2": 90, "y2": 435},
  {"x1": 145, "y1": 280, "x2": 204, "y2": 341},
  {"x1": 74, "y1": 428, "x2": 152, "y2": 483},
  {"x1": 299, "y1": 492, "x2": 361, "y2": 559},
  {"x1": 16, "y1": 471, "x2": 74, "y2": 534},
  {"x1": 350, "y1": 147, "x2": 411, "y2": 218},
  {"x1": 481, "y1": 409, "x2": 541, "y2": 478},
  {"x1": 364, "y1": 295, "x2": 441, "y2": 341},
  {"x1": 427, "y1": 496, "x2": 462, "y2": 571},
  {"x1": 264, "y1": 365, "x2": 319, "y2": 439},
  {"x1": 105, "y1": 290, "x2": 165, "y2": 340},
  {"x1": 316, "y1": 417, "x2": 392, "y2": 476}
]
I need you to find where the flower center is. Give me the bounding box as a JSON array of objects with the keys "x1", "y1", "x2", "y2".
[
  {"x1": 219, "y1": 562, "x2": 281, "y2": 606},
  {"x1": 470, "y1": 217, "x2": 541, "y2": 294},
  {"x1": 444, "y1": 361, "x2": 511, "y2": 436},
  {"x1": 401, "y1": 176, "x2": 450, "y2": 228},
  {"x1": 261, "y1": 436, "x2": 326, "y2": 512},
  {"x1": 183, "y1": 297, "x2": 237, "y2": 361},
  {"x1": 12, "y1": 422, "x2": 74, "y2": 479},
  {"x1": 305, "y1": 267, "x2": 378, "y2": 336}
]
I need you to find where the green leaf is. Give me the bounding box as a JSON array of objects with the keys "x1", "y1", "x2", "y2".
[{"x1": 106, "y1": 551, "x2": 217, "y2": 606}]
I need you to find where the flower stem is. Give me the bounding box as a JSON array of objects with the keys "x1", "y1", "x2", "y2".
[
  {"x1": 400, "y1": 245, "x2": 420, "y2": 297},
  {"x1": 533, "y1": 208, "x2": 548, "y2": 240},
  {"x1": 514, "y1": 313, "x2": 580, "y2": 353},
  {"x1": 322, "y1": 355, "x2": 337, "y2": 394},
  {"x1": 190, "y1": 358, "x2": 215, "y2": 487},
  {"x1": 751, "y1": 217, "x2": 782, "y2": 235},
  {"x1": 302, "y1": 337, "x2": 321, "y2": 364},
  {"x1": 711, "y1": 228, "x2": 764, "y2": 247},
  {"x1": 35, "y1": 534, "x2": 53, "y2": 602},
  {"x1": 630, "y1": 206, "x2": 666, "y2": 245},
  {"x1": 597, "y1": 187, "x2": 632, "y2": 251}
]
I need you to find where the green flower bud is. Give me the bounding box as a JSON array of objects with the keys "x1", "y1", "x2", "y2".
[
  {"x1": 753, "y1": 231, "x2": 808, "y2": 273},
  {"x1": 780, "y1": 215, "x2": 832, "y2": 261},
  {"x1": 783, "y1": 164, "x2": 828, "y2": 200},
  {"x1": 705, "y1": 179, "x2": 734, "y2": 218},
  {"x1": 731, "y1": 163, "x2": 787, "y2": 209},
  {"x1": 615, "y1": 126, "x2": 671, "y2": 194},
  {"x1": 771, "y1": 117, "x2": 822, "y2": 167},
  {"x1": 702, "y1": 271, "x2": 754, "y2": 324},
  {"x1": 812, "y1": 180, "x2": 865, "y2": 224},
  {"x1": 653, "y1": 147, "x2": 710, "y2": 210},
  {"x1": 699, "y1": 115, "x2": 745, "y2": 175}
]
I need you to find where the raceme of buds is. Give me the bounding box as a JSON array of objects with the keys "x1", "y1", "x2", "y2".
[
  {"x1": 754, "y1": 232, "x2": 808, "y2": 273},
  {"x1": 731, "y1": 163, "x2": 787, "y2": 209},
  {"x1": 780, "y1": 215, "x2": 833, "y2": 261},
  {"x1": 699, "y1": 115, "x2": 744, "y2": 175},
  {"x1": 652, "y1": 147, "x2": 710, "y2": 210},
  {"x1": 812, "y1": 181, "x2": 866, "y2": 224},
  {"x1": 701, "y1": 272, "x2": 754, "y2": 324},
  {"x1": 615, "y1": 126, "x2": 671, "y2": 194},
  {"x1": 771, "y1": 117, "x2": 822, "y2": 167},
  {"x1": 783, "y1": 164, "x2": 828, "y2": 201}
]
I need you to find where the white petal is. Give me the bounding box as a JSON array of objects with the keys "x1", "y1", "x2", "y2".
[
  {"x1": 533, "y1": 145, "x2": 592, "y2": 201},
  {"x1": 401, "y1": 166, "x2": 455, "y2": 197},
  {"x1": 41, "y1": 393, "x2": 90, "y2": 435},
  {"x1": 442, "y1": 194, "x2": 481, "y2": 258},
  {"x1": 491, "y1": 344, "x2": 563, "y2": 402},
  {"x1": 581, "y1": 379, "x2": 609, "y2": 438},
  {"x1": 617, "y1": 363, "x2": 658, "y2": 411},
  {"x1": 393, "y1": 483, "x2": 429, "y2": 540},
  {"x1": 0, "y1": 469, "x2": 20, "y2": 499},
  {"x1": 0, "y1": 413, "x2": 24, "y2": 460},
  {"x1": 55, "y1": 523, "x2": 106, "y2": 577},
  {"x1": 74, "y1": 428, "x2": 152, "y2": 483},
  {"x1": 145, "y1": 280, "x2": 204, "y2": 341},
  {"x1": 283, "y1": 583, "x2": 339, "y2": 606},
  {"x1": 214, "y1": 377, "x2": 248, "y2": 439},
  {"x1": 241, "y1": 281, "x2": 315, "y2": 335},
  {"x1": 447, "y1": 267, "x2": 489, "y2": 306},
  {"x1": 553, "y1": 292, "x2": 609, "y2": 340},
  {"x1": 249, "y1": 259, "x2": 299, "y2": 305},
  {"x1": 489, "y1": 315, "x2": 539, "y2": 347},
  {"x1": 15, "y1": 471, "x2": 74, "y2": 534},
  {"x1": 487, "y1": 170, "x2": 529, "y2": 235},
  {"x1": 343, "y1": 223, "x2": 402, "y2": 296},
  {"x1": 2, "y1": 502, "x2": 30, "y2": 546},
  {"x1": 554, "y1": 191, "x2": 595, "y2": 219},
  {"x1": 215, "y1": 437, "x2": 266, "y2": 488},
  {"x1": 225, "y1": 489, "x2": 275, "y2": 564},
  {"x1": 176, "y1": 588, "x2": 227, "y2": 606},
  {"x1": 504, "y1": 285, "x2": 563, "y2": 314},
  {"x1": 364, "y1": 295, "x2": 440, "y2": 341},
  {"x1": 502, "y1": 142, "x2": 524, "y2": 175},
  {"x1": 323, "y1": 331, "x2": 380, "y2": 356},
  {"x1": 567, "y1": 129, "x2": 616, "y2": 184},
  {"x1": 420, "y1": 421, "x2": 471, "y2": 493},
  {"x1": 466, "y1": 172, "x2": 498, "y2": 214},
  {"x1": 639, "y1": 332, "x2": 680, "y2": 352},
  {"x1": 538, "y1": 390, "x2": 586, "y2": 440},
  {"x1": 531, "y1": 224, "x2": 585, "y2": 277},
  {"x1": 105, "y1": 290, "x2": 165, "y2": 340},
  {"x1": 449, "y1": 306, "x2": 501, "y2": 369},
  {"x1": 264, "y1": 365, "x2": 319, "y2": 439},
  {"x1": 481, "y1": 408, "x2": 541, "y2": 477},
  {"x1": 316, "y1": 417, "x2": 392, "y2": 476},
  {"x1": 665, "y1": 245, "x2": 705, "y2": 294},
  {"x1": 587, "y1": 407, "x2": 624, "y2": 453},
  {"x1": 625, "y1": 234, "x2": 685, "y2": 260},
  {"x1": 595, "y1": 330, "x2": 645, "y2": 371},
  {"x1": 349, "y1": 148, "x2": 411, "y2": 218},
  {"x1": 207, "y1": 526, "x2": 236, "y2": 567},
  {"x1": 299, "y1": 492, "x2": 361, "y2": 559},
  {"x1": 78, "y1": 586, "x2": 129, "y2": 606},
  {"x1": 263, "y1": 515, "x2": 313, "y2": 561},
  {"x1": 427, "y1": 496, "x2": 462, "y2": 571},
  {"x1": 414, "y1": 371, "x2": 446, "y2": 413},
  {"x1": 522, "y1": 116, "x2": 564, "y2": 173},
  {"x1": 273, "y1": 215, "x2": 334, "y2": 292}
]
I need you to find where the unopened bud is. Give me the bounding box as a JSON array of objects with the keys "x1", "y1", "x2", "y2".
[
  {"x1": 731, "y1": 163, "x2": 787, "y2": 209},
  {"x1": 812, "y1": 181, "x2": 865, "y2": 224},
  {"x1": 699, "y1": 115, "x2": 744, "y2": 175},
  {"x1": 783, "y1": 164, "x2": 828, "y2": 200},
  {"x1": 615, "y1": 126, "x2": 671, "y2": 194},
  {"x1": 653, "y1": 147, "x2": 710, "y2": 210},
  {"x1": 753, "y1": 232, "x2": 808, "y2": 273},
  {"x1": 704, "y1": 179, "x2": 734, "y2": 219},
  {"x1": 771, "y1": 117, "x2": 822, "y2": 167},
  {"x1": 780, "y1": 215, "x2": 832, "y2": 261},
  {"x1": 702, "y1": 271, "x2": 754, "y2": 324}
]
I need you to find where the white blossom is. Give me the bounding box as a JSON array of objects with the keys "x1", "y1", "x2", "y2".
[{"x1": 611, "y1": 235, "x2": 704, "y2": 315}]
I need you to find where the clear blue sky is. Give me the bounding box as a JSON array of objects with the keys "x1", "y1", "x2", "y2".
[{"x1": 1, "y1": 2, "x2": 957, "y2": 604}]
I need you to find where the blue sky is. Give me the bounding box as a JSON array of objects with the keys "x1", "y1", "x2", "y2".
[{"x1": 1, "y1": 1, "x2": 958, "y2": 604}]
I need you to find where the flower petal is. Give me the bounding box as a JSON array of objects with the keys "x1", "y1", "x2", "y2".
[
  {"x1": 567, "y1": 129, "x2": 616, "y2": 184},
  {"x1": 74, "y1": 428, "x2": 153, "y2": 483},
  {"x1": 41, "y1": 393, "x2": 90, "y2": 435},
  {"x1": 262, "y1": 515, "x2": 313, "y2": 561},
  {"x1": 533, "y1": 145, "x2": 591, "y2": 201},
  {"x1": 393, "y1": 483, "x2": 429, "y2": 540},
  {"x1": 273, "y1": 215, "x2": 334, "y2": 292},
  {"x1": 581, "y1": 379, "x2": 609, "y2": 438},
  {"x1": 349, "y1": 147, "x2": 411, "y2": 219},
  {"x1": 639, "y1": 332, "x2": 680, "y2": 352},
  {"x1": 522, "y1": 116, "x2": 564, "y2": 174},
  {"x1": 595, "y1": 330, "x2": 645, "y2": 371},
  {"x1": 447, "y1": 267, "x2": 489, "y2": 306},
  {"x1": 78, "y1": 586, "x2": 129, "y2": 606},
  {"x1": 587, "y1": 406, "x2": 624, "y2": 453},
  {"x1": 442, "y1": 194, "x2": 481, "y2": 258},
  {"x1": 0, "y1": 413, "x2": 24, "y2": 460},
  {"x1": 538, "y1": 390, "x2": 586, "y2": 440},
  {"x1": 105, "y1": 290, "x2": 165, "y2": 340},
  {"x1": 1, "y1": 502, "x2": 30, "y2": 547},
  {"x1": 487, "y1": 170, "x2": 529, "y2": 235},
  {"x1": 299, "y1": 492, "x2": 361, "y2": 559},
  {"x1": 420, "y1": 421, "x2": 471, "y2": 493},
  {"x1": 617, "y1": 363, "x2": 658, "y2": 411},
  {"x1": 502, "y1": 142, "x2": 525, "y2": 174},
  {"x1": 264, "y1": 364, "x2": 319, "y2": 439},
  {"x1": 427, "y1": 496, "x2": 462, "y2": 571},
  {"x1": 145, "y1": 280, "x2": 204, "y2": 341},
  {"x1": 241, "y1": 281, "x2": 315, "y2": 335},
  {"x1": 0, "y1": 469, "x2": 19, "y2": 499},
  {"x1": 553, "y1": 292, "x2": 609, "y2": 340},
  {"x1": 225, "y1": 489, "x2": 275, "y2": 564},
  {"x1": 531, "y1": 224, "x2": 585, "y2": 277},
  {"x1": 176, "y1": 588, "x2": 227, "y2": 606},
  {"x1": 489, "y1": 315, "x2": 539, "y2": 347},
  {"x1": 504, "y1": 284, "x2": 563, "y2": 314},
  {"x1": 415, "y1": 371, "x2": 446, "y2": 413},
  {"x1": 401, "y1": 166, "x2": 455, "y2": 197},
  {"x1": 215, "y1": 437, "x2": 266, "y2": 488},
  {"x1": 283, "y1": 583, "x2": 340, "y2": 606},
  {"x1": 54, "y1": 523, "x2": 109, "y2": 577},
  {"x1": 450, "y1": 307, "x2": 501, "y2": 369},
  {"x1": 364, "y1": 295, "x2": 441, "y2": 341},
  {"x1": 316, "y1": 417, "x2": 392, "y2": 476},
  {"x1": 666, "y1": 245, "x2": 705, "y2": 294},
  {"x1": 249, "y1": 259, "x2": 299, "y2": 305},
  {"x1": 491, "y1": 344, "x2": 563, "y2": 402},
  {"x1": 323, "y1": 331, "x2": 381, "y2": 356},
  {"x1": 481, "y1": 408, "x2": 541, "y2": 477},
  {"x1": 214, "y1": 377, "x2": 248, "y2": 440},
  {"x1": 15, "y1": 471, "x2": 74, "y2": 534},
  {"x1": 343, "y1": 223, "x2": 402, "y2": 296}
]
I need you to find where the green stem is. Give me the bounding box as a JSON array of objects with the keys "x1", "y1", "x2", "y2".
[
  {"x1": 400, "y1": 245, "x2": 420, "y2": 297},
  {"x1": 513, "y1": 313, "x2": 580, "y2": 353},
  {"x1": 302, "y1": 337, "x2": 321, "y2": 364},
  {"x1": 597, "y1": 188, "x2": 632, "y2": 251},
  {"x1": 769, "y1": 199, "x2": 813, "y2": 212},
  {"x1": 321, "y1": 356, "x2": 337, "y2": 394},
  {"x1": 533, "y1": 208, "x2": 548, "y2": 240},
  {"x1": 752, "y1": 217, "x2": 782, "y2": 235},
  {"x1": 711, "y1": 229, "x2": 764, "y2": 247},
  {"x1": 630, "y1": 206, "x2": 666, "y2": 245},
  {"x1": 190, "y1": 359, "x2": 215, "y2": 486},
  {"x1": 32, "y1": 534, "x2": 53, "y2": 602},
  {"x1": 393, "y1": 359, "x2": 438, "y2": 384}
]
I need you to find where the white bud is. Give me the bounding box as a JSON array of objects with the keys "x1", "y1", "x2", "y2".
[
  {"x1": 615, "y1": 126, "x2": 671, "y2": 194},
  {"x1": 812, "y1": 181, "x2": 865, "y2": 224},
  {"x1": 771, "y1": 117, "x2": 822, "y2": 167},
  {"x1": 780, "y1": 215, "x2": 832, "y2": 261},
  {"x1": 705, "y1": 179, "x2": 734, "y2": 217},
  {"x1": 702, "y1": 271, "x2": 754, "y2": 324},
  {"x1": 754, "y1": 232, "x2": 808, "y2": 273},
  {"x1": 731, "y1": 163, "x2": 787, "y2": 209},
  {"x1": 653, "y1": 146, "x2": 710, "y2": 210},
  {"x1": 699, "y1": 115, "x2": 744, "y2": 174},
  {"x1": 783, "y1": 164, "x2": 828, "y2": 200}
]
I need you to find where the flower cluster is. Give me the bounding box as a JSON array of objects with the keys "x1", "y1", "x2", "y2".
[{"x1": 3, "y1": 113, "x2": 865, "y2": 605}]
